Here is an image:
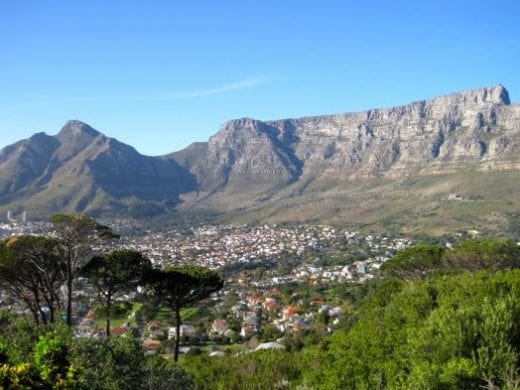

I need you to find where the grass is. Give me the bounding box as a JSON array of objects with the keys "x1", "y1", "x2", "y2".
[
  {"x1": 152, "y1": 306, "x2": 202, "y2": 324},
  {"x1": 94, "y1": 302, "x2": 142, "y2": 329}
]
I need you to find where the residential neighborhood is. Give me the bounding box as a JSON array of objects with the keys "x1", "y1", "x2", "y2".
[{"x1": 0, "y1": 215, "x2": 413, "y2": 356}]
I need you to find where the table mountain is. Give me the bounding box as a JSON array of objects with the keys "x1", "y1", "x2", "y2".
[{"x1": 1, "y1": 85, "x2": 519, "y2": 234}]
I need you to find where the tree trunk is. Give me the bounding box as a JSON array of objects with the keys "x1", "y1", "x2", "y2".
[
  {"x1": 174, "y1": 306, "x2": 181, "y2": 363},
  {"x1": 106, "y1": 293, "x2": 112, "y2": 337},
  {"x1": 43, "y1": 294, "x2": 55, "y2": 323},
  {"x1": 32, "y1": 289, "x2": 48, "y2": 325},
  {"x1": 28, "y1": 304, "x2": 39, "y2": 325},
  {"x1": 66, "y1": 251, "x2": 73, "y2": 327},
  {"x1": 66, "y1": 275, "x2": 73, "y2": 326}
]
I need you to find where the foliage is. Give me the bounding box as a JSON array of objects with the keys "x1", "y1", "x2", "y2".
[
  {"x1": 33, "y1": 334, "x2": 76, "y2": 387},
  {"x1": 50, "y1": 213, "x2": 118, "y2": 326},
  {"x1": 82, "y1": 249, "x2": 151, "y2": 336},
  {"x1": 443, "y1": 238, "x2": 520, "y2": 271},
  {"x1": 143, "y1": 355, "x2": 195, "y2": 390},
  {"x1": 380, "y1": 243, "x2": 445, "y2": 280},
  {"x1": 71, "y1": 337, "x2": 145, "y2": 390},
  {"x1": 0, "y1": 236, "x2": 65, "y2": 324},
  {"x1": 71, "y1": 336, "x2": 195, "y2": 390},
  {"x1": 146, "y1": 265, "x2": 224, "y2": 362},
  {"x1": 0, "y1": 331, "x2": 76, "y2": 389},
  {"x1": 302, "y1": 270, "x2": 520, "y2": 389},
  {"x1": 183, "y1": 350, "x2": 301, "y2": 390},
  {"x1": 381, "y1": 239, "x2": 520, "y2": 280}
]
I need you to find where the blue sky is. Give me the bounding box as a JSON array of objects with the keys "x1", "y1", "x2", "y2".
[{"x1": 1, "y1": 0, "x2": 519, "y2": 155}]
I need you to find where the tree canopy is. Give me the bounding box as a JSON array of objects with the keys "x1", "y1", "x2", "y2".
[
  {"x1": 50, "y1": 213, "x2": 118, "y2": 326},
  {"x1": 380, "y1": 243, "x2": 445, "y2": 280},
  {"x1": 146, "y1": 265, "x2": 223, "y2": 361},
  {"x1": 0, "y1": 236, "x2": 65, "y2": 324},
  {"x1": 82, "y1": 249, "x2": 152, "y2": 336}
]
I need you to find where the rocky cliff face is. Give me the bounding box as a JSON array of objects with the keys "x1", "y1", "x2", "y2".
[{"x1": 170, "y1": 85, "x2": 520, "y2": 210}]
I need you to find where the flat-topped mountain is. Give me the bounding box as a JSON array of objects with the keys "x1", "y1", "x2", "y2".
[{"x1": 1, "y1": 85, "x2": 519, "y2": 234}]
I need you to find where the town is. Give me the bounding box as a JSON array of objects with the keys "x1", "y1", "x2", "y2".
[{"x1": 0, "y1": 217, "x2": 412, "y2": 356}]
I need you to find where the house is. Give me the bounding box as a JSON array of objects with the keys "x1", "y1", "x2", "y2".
[
  {"x1": 354, "y1": 261, "x2": 366, "y2": 274},
  {"x1": 111, "y1": 326, "x2": 130, "y2": 336},
  {"x1": 143, "y1": 340, "x2": 161, "y2": 353},
  {"x1": 147, "y1": 321, "x2": 165, "y2": 339},
  {"x1": 211, "y1": 319, "x2": 228, "y2": 335},
  {"x1": 246, "y1": 295, "x2": 261, "y2": 307},
  {"x1": 262, "y1": 297, "x2": 277, "y2": 312},
  {"x1": 168, "y1": 324, "x2": 197, "y2": 340},
  {"x1": 254, "y1": 342, "x2": 285, "y2": 351},
  {"x1": 319, "y1": 304, "x2": 333, "y2": 313},
  {"x1": 264, "y1": 288, "x2": 280, "y2": 297},
  {"x1": 282, "y1": 306, "x2": 298, "y2": 321},
  {"x1": 231, "y1": 302, "x2": 247, "y2": 318},
  {"x1": 240, "y1": 324, "x2": 256, "y2": 338},
  {"x1": 244, "y1": 312, "x2": 258, "y2": 326},
  {"x1": 310, "y1": 298, "x2": 324, "y2": 307}
]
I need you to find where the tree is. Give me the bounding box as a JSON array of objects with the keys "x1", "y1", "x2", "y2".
[
  {"x1": 146, "y1": 266, "x2": 223, "y2": 362},
  {"x1": 442, "y1": 238, "x2": 520, "y2": 271},
  {"x1": 51, "y1": 214, "x2": 118, "y2": 326},
  {"x1": 0, "y1": 236, "x2": 65, "y2": 324},
  {"x1": 142, "y1": 354, "x2": 194, "y2": 390},
  {"x1": 33, "y1": 333, "x2": 76, "y2": 387},
  {"x1": 380, "y1": 244, "x2": 445, "y2": 280},
  {"x1": 82, "y1": 249, "x2": 152, "y2": 337},
  {"x1": 71, "y1": 337, "x2": 146, "y2": 390}
]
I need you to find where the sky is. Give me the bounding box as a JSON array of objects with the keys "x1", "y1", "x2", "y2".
[{"x1": 1, "y1": 0, "x2": 519, "y2": 156}]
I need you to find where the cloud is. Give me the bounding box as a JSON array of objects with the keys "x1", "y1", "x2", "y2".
[
  {"x1": 0, "y1": 75, "x2": 279, "y2": 110},
  {"x1": 160, "y1": 76, "x2": 277, "y2": 99}
]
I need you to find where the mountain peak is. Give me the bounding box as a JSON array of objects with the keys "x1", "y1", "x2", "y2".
[
  {"x1": 57, "y1": 120, "x2": 101, "y2": 141},
  {"x1": 439, "y1": 84, "x2": 511, "y2": 106}
]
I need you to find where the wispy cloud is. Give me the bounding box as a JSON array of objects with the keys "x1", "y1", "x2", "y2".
[
  {"x1": 0, "y1": 75, "x2": 278, "y2": 112},
  {"x1": 157, "y1": 76, "x2": 277, "y2": 100}
]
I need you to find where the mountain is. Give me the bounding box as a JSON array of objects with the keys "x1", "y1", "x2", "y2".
[
  {"x1": 1, "y1": 85, "x2": 519, "y2": 234},
  {"x1": 0, "y1": 120, "x2": 195, "y2": 218},
  {"x1": 167, "y1": 84, "x2": 520, "y2": 234}
]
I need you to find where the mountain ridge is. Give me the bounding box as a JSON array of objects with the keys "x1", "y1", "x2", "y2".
[{"x1": 1, "y1": 85, "x2": 519, "y2": 235}]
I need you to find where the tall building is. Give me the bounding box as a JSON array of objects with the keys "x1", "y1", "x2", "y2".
[{"x1": 7, "y1": 210, "x2": 12, "y2": 221}]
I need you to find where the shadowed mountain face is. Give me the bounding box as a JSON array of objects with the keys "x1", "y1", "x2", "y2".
[
  {"x1": 0, "y1": 120, "x2": 196, "y2": 218},
  {"x1": 1, "y1": 85, "x2": 519, "y2": 233}
]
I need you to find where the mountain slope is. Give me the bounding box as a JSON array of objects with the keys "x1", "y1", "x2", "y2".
[{"x1": 0, "y1": 120, "x2": 196, "y2": 218}]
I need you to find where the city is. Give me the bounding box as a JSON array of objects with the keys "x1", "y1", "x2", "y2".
[{"x1": 0, "y1": 215, "x2": 412, "y2": 356}]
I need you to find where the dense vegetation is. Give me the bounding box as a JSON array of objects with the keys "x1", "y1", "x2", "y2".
[
  {"x1": 0, "y1": 312, "x2": 195, "y2": 389},
  {"x1": 181, "y1": 239, "x2": 520, "y2": 389},
  {"x1": 1, "y1": 218, "x2": 520, "y2": 389}
]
